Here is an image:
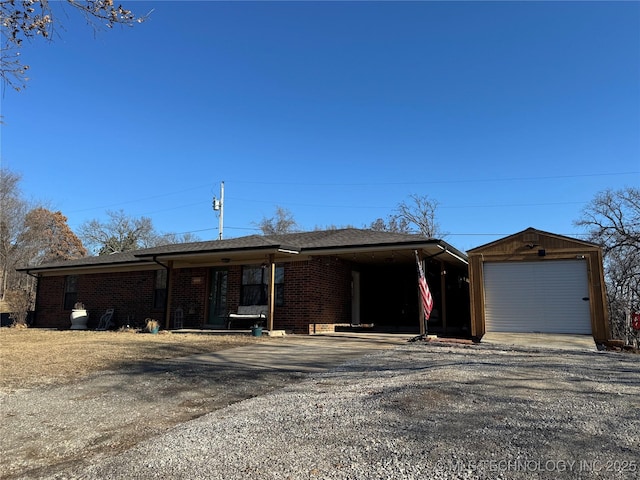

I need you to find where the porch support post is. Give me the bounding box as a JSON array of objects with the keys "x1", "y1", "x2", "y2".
[
  {"x1": 267, "y1": 253, "x2": 275, "y2": 331},
  {"x1": 164, "y1": 261, "x2": 174, "y2": 330},
  {"x1": 440, "y1": 260, "x2": 447, "y2": 334}
]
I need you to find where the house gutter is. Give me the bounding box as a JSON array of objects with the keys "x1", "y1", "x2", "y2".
[
  {"x1": 21, "y1": 269, "x2": 40, "y2": 280},
  {"x1": 435, "y1": 242, "x2": 468, "y2": 265},
  {"x1": 152, "y1": 256, "x2": 173, "y2": 330}
]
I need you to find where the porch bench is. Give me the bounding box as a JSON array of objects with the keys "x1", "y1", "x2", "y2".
[{"x1": 227, "y1": 305, "x2": 268, "y2": 329}]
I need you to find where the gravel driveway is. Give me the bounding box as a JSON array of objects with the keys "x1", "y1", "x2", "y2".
[{"x1": 4, "y1": 338, "x2": 639, "y2": 480}]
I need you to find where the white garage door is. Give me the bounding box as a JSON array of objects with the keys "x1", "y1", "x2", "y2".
[{"x1": 483, "y1": 260, "x2": 592, "y2": 334}]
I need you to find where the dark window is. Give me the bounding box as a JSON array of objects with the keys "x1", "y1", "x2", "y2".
[
  {"x1": 63, "y1": 275, "x2": 78, "y2": 310},
  {"x1": 241, "y1": 265, "x2": 284, "y2": 306},
  {"x1": 153, "y1": 269, "x2": 167, "y2": 309}
]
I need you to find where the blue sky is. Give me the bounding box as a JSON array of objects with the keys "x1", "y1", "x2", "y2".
[{"x1": 2, "y1": 1, "x2": 638, "y2": 252}]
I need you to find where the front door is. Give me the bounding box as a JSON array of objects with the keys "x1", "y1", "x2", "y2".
[{"x1": 207, "y1": 268, "x2": 228, "y2": 328}]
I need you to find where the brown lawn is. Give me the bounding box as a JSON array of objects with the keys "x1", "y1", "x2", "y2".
[{"x1": 0, "y1": 327, "x2": 264, "y2": 392}]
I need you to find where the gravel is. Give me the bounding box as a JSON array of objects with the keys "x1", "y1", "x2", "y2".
[{"x1": 4, "y1": 341, "x2": 639, "y2": 480}]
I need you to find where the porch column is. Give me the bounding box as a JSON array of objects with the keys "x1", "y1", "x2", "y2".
[
  {"x1": 440, "y1": 260, "x2": 447, "y2": 334},
  {"x1": 267, "y1": 254, "x2": 275, "y2": 331},
  {"x1": 164, "y1": 261, "x2": 174, "y2": 330}
]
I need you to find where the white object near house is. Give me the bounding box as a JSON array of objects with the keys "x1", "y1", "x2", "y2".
[{"x1": 70, "y1": 309, "x2": 88, "y2": 330}]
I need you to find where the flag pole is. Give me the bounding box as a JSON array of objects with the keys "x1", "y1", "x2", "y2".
[{"x1": 415, "y1": 249, "x2": 433, "y2": 338}]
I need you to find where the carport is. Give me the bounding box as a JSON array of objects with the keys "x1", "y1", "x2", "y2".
[{"x1": 321, "y1": 243, "x2": 470, "y2": 335}]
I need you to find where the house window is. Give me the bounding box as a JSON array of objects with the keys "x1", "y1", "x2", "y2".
[
  {"x1": 153, "y1": 269, "x2": 167, "y2": 309},
  {"x1": 63, "y1": 275, "x2": 78, "y2": 310},
  {"x1": 241, "y1": 264, "x2": 284, "y2": 306}
]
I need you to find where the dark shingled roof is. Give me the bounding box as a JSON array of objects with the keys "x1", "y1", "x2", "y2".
[
  {"x1": 18, "y1": 228, "x2": 464, "y2": 273},
  {"x1": 17, "y1": 251, "x2": 146, "y2": 271},
  {"x1": 264, "y1": 229, "x2": 430, "y2": 250},
  {"x1": 134, "y1": 228, "x2": 432, "y2": 257}
]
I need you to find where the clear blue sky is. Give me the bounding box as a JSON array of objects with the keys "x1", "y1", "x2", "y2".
[{"x1": 2, "y1": 1, "x2": 638, "y2": 252}]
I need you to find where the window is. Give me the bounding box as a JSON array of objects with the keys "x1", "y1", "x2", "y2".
[
  {"x1": 241, "y1": 265, "x2": 284, "y2": 306},
  {"x1": 63, "y1": 276, "x2": 78, "y2": 310},
  {"x1": 153, "y1": 269, "x2": 167, "y2": 309}
]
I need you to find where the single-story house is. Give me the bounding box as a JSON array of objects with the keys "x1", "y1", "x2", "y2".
[
  {"x1": 467, "y1": 227, "x2": 610, "y2": 343},
  {"x1": 18, "y1": 229, "x2": 471, "y2": 335}
]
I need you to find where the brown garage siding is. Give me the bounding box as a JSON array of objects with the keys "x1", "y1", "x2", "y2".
[{"x1": 468, "y1": 228, "x2": 610, "y2": 343}]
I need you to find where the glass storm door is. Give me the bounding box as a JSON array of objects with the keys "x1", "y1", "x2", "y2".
[{"x1": 207, "y1": 268, "x2": 228, "y2": 327}]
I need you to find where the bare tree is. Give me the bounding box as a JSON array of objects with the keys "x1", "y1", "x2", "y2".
[
  {"x1": 369, "y1": 215, "x2": 411, "y2": 234},
  {"x1": 575, "y1": 187, "x2": 640, "y2": 346},
  {"x1": 396, "y1": 194, "x2": 442, "y2": 238},
  {"x1": 1, "y1": 0, "x2": 149, "y2": 90},
  {"x1": 369, "y1": 194, "x2": 443, "y2": 238},
  {"x1": 0, "y1": 167, "x2": 29, "y2": 300},
  {"x1": 153, "y1": 231, "x2": 201, "y2": 246},
  {"x1": 255, "y1": 206, "x2": 298, "y2": 235},
  {"x1": 313, "y1": 224, "x2": 356, "y2": 231},
  {"x1": 78, "y1": 209, "x2": 199, "y2": 255},
  {"x1": 78, "y1": 209, "x2": 155, "y2": 255},
  {"x1": 1, "y1": 168, "x2": 87, "y2": 321}
]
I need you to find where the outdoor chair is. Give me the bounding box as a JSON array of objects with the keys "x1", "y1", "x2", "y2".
[
  {"x1": 96, "y1": 308, "x2": 115, "y2": 331},
  {"x1": 174, "y1": 308, "x2": 184, "y2": 330}
]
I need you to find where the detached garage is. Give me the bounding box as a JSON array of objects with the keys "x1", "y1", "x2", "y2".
[{"x1": 468, "y1": 228, "x2": 610, "y2": 343}]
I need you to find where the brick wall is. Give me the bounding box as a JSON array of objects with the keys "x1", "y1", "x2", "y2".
[
  {"x1": 33, "y1": 257, "x2": 354, "y2": 334},
  {"x1": 276, "y1": 257, "x2": 351, "y2": 334},
  {"x1": 35, "y1": 270, "x2": 158, "y2": 329},
  {"x1": 169, "y1": 267, "x2": 208, "y2": 328},
  {"x1": 34, "y1": 276, "x2": 67, "y2": 329}
]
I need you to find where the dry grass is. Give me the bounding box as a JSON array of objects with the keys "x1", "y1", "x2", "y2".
[{"x1": 0, "y1": 327, "x2": 265, "y2": 392}]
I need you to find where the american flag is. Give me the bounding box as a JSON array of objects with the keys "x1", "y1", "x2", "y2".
[{"x1": 415, "y1": 250, "x2": 433, "y2": 320}]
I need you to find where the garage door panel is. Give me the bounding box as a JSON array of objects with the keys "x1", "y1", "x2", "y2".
[{"x1": 484, "y1": 260, "x2": 591, "y2": 334}]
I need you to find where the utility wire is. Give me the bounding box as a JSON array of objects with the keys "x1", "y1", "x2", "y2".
[{"x1": 63, "y1": 171, "x2": 638, "y2": 214}]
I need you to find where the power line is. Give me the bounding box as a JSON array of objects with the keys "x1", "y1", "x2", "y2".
[
  {"x1": 226, "y1": 171, "x2": 638, "y2": 187},
  {"x1": 62, "y1": 171, "x2": 638, "y2": 214}
]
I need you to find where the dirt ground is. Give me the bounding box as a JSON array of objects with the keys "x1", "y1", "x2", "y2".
[
  {"x1": 0, "y1": 328, "x2": 266, "y2": 393},
  {"x1": 1, "y1": 328, "x2": 301, "y2": 479},
  {"x1": 3, "y1": 328, "x2": 638, "y2": 479}
]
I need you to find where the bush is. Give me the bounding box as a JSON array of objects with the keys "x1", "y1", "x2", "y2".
[{"x1": 5, "y1": 289, "x2": 34, "y2": 327}]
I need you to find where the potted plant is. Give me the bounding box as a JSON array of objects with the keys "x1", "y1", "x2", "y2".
[
  {"x1": 70, "y1": 302, "x2": 89, "y2": 330},
  {"x1": 251, "y1": 320, "x2": 263, "y2": 337},
  {"x1": 144, "y1": 318, "x2": 160, "y2": 334}
]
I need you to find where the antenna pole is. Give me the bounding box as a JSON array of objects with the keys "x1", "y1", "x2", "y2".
[
  {"x1": 219, "y1": 181, "x2": 224, "y2": 240},
  {"x1": 212, "y1": 181, "x2": 225, "y2": 240}
]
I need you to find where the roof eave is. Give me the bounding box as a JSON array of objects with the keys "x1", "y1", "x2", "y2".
[
  {"x1": 304, "y1": 239, "x2": 468, "y2": 265},
  {"x1": 17, "y1": 259, "x2": 157, "y2": 276},
  {"x1": 134, "y1": 244, "x2": 301, "y2": 262}
]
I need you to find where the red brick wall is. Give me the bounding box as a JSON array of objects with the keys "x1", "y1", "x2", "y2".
[
  {"x1": 33, "y1": 258, "x2": 354, "y2": 334},
  {"x1": 276, "y1": 257, "x2": 352, "y2": 334},
  {"x1": 169, "y1": 267, "x2": 209, "y2": 328},
  {"x1": 35, "y1": 270, "x2": 158, "y2": 329},
  {"x1": 34, "y1": 276, "x2": 67, "y2": 329},
  {"x1": 226, "y1": 267, "x2": 242, "y2": 314}
]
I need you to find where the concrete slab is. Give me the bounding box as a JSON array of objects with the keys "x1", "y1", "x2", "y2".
[
  {"x1": 481, "y1": 332, "x2": 597, "y2": 352},
  {"x1": 166, "y1": 332, "x2": 412, "y2": 374}
]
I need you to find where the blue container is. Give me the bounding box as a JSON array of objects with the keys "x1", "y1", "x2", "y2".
[{"x1": 251, "y1": 326, "x2": 263, "y2": 337}]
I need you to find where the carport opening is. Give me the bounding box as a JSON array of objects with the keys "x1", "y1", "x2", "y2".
[{"x1": 339, "y1": 259, "x2": 471, "y2": 337}]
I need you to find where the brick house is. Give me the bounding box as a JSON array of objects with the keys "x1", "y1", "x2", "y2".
[{"x1": 18, "y1": 229, "x2": 470, "y2": 335}]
